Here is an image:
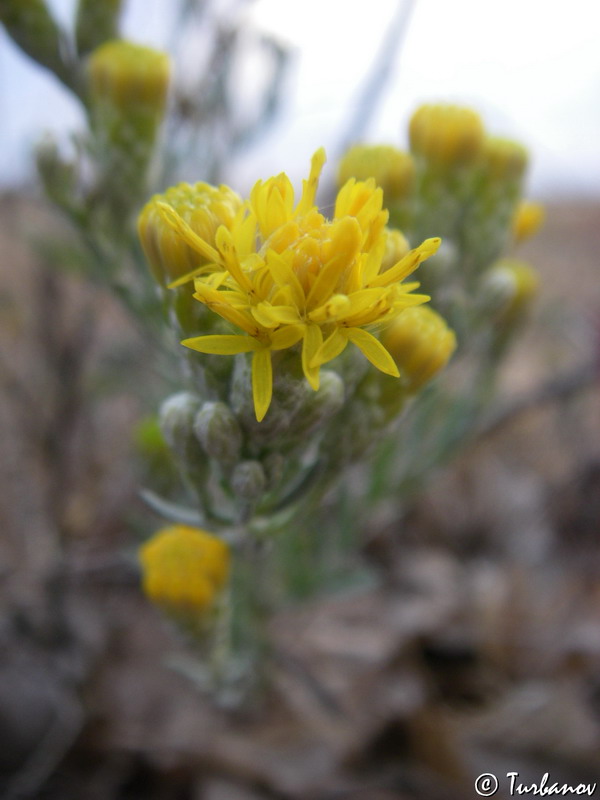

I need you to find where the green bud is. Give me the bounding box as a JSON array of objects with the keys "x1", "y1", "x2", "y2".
[
  {"x1": 231, "y1": 461, "x2": 266, "y2": 501},
  {"x1": 478, "y1": 265, "x2": 517, "y2": 319},
  {"x1": 194, "y1": 402, "x2": 242, "y2": 465},
  {"x1": 35, "y1": 135, "x2": 76, "y2": 209},
  {"x1": 295, "y1": 370, "x2": 345, "y2": 437},
  {"x1": 159, "y1": 391, "x2": 202, "y2": 457},
  {"x1": 75, "y1": 0, "x2": 122, "y2": 57}
]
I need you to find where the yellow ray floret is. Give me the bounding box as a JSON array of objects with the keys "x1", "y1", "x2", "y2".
[{"x1": 141, "y1": 150, "x2": 441, "y2": 421}]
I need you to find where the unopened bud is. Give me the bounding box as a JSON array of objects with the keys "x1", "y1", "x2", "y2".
[
  {"x1": 194, "y1": 401, "x2": 242, "y2": 464},
  {"x1": 478, "y1": 266, "x2": 518, "y2": 318},
  {"x1": 231, "y1": 460, "x2": 266, "y2": 500},
  {"x1": 338, "y1": 144, "x2": 415, "y2": 203},
  {"x1": 88, "y1": 39, "x2": 170, "y2": 118},
  {"x1": 297, "y1": 370, "x2": 345, "y2": 435},
  {"x1": 512, "y1": 200, "x2": 544, "y2": 243},
  {"x1": 483, "y1": 259, "x2": 539, "y2": 323},
  {"x1": 481, "y1": 136, "x2": 528, "y2": 182},
  {"x1": 159, "y1": 391, "x2": 202, "y2": 456},
  {"x1": 381, "y1": 306, "x2": 456, "y2": 392},
  {"x1": 409, "y1": 104, "x2": 485, "y2": 168},
  {"x1": 138, "y1": 182, "x2": 242, "y2": 286},
  {"x1": 35, "y1": 135, "x2": 76, "y2": 207}
]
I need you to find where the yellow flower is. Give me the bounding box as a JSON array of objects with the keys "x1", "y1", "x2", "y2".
[
  {"x1": 139, "y1": 525, "x2": 230, "y2": 616},
  {"x1": 138, "y1": 182, "x2": 243, "y2": 285},
  {"x1": 88, "y1": 40, "x2": 170, "y2": 114},
  {"x1": 142, "y1": 149, "x2": 440, "y2": 421},
  {"x1": 409, "y1": 104, "x2": 485, "y2": 167},
  {"x1": 381, "y1": 306, "x2": 456, "y2": 391},
  {"x1": 481, "y1": 136, "x2": 528, "y2": 182},
  {"x1": 512, "y1": 200, "x2": 544, "y2": 243},
  {"x1": 337, "y1": 144, "x2": 415, "y2": 203}
]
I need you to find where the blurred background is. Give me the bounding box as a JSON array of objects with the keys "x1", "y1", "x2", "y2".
[
  {"x1": 1, "y1": 1, "x2": 600, "y2": 799},
  {"x1": 2, "y1": 0, "x2": 600, "y2": 196}
]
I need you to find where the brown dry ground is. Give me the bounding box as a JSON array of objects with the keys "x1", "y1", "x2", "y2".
[{"x1": 0, "y1": 194, "x2": 599, "y2": 800}]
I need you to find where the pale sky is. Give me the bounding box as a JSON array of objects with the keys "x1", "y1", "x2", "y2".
[{"x1": 1, "y1": 0, "x2": 599, "y2": 197}]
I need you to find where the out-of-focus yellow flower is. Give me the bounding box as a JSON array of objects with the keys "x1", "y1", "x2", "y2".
[
  {"x1": 337, "y1": 144, "x2": 415, "y2": 203},
  {"x1": 141, "y1": 149, "x2": 440, "y2": 421},
  {"x1": 88, "y1": 39, "x2": 170, "y2": 116},
  {"x1": 486, "y1": 259, "x2": 539, "y2": 322},
  {"x1": 409, "y1": 104, "x2": 485, "y2": 167},
  {"x1": 138, "y1": 183, "x2": 243, "y2": 285},
  {"x1": 139, "y1": 525, "x2": 230, "y2": 616},
  {"x1": 481, "y1": 136, "x2": 528, "y2": 182},
  {"x1": 512, "y1": 200, "x2": 545, "y2": 243},
  {"x1": 380, "y1": 306, "x2": 456, "y2": 391}
]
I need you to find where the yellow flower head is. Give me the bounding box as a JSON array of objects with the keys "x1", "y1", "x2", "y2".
[
  {"x1": 409, "y1": 104, "x2": 485, "y2": 167},
  {"x1": 140, "y1": 149, "x2": 440, "y2": 421},
  {"x1": 88, "y1": 39, "x2": 170, "y2": 115},
  {"x1": 381, "y1": 306, "x2": 456, "y2": 391},
  {"x1": 139, "y1": 525, "x2": 230, "y2": 616},
  {"x1": 482, "y1": 136, "x2": 528, "y2": 182},
  {"x1": 512, "y1": 200, "x2": 545, "y2": 243},
  {"x1": 337, "y1": 144, "x2": 415, "y2": 203},
  {"x1": 138, "y1": 182, "x2": 243, "y2": 285}
]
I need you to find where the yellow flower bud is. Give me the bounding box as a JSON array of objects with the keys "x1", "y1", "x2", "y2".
[
  {"x1": 337, "y1": 144, "x2": 415, "y2": 203},
  {"x1": 409, "y1": 104, "x2": 485, "y2": 167},
  {"x1": 88, "y1": 39, "x2": 170, "y2": 116},
  {"x1": 139, "y1": 525, "x2": 230, "y2": 617},
  {"x1": 485, "y1": 259, "x2": 539, "y2": 322},
  {"x1": 381, "y1": 306, "x2": 456, "y2": 391},
  {"x1": 138, "y1": 183, "x2": 243, "y2": 285},
  {"x1": 381, "y1": 228, "x2": 410, "y2": 271},
  {"x1": 481, "y1": 136, "x2": 528, "y2": 182},
  {"x1": 512, "y1": 200, "x2": 544, "y2": 243}
]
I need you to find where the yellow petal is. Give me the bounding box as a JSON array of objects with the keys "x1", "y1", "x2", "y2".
[
  {"x1": 193, "y1": 286, "x2": 260, "y2": 335},
  {"x1": 311, "y1": 328, "x2": 348, "y2": 367},
  {"x1": 265, "y1": 249, "x2": 305, "y2": 308},
  {"x1": 167, "y1": 262, "x2": 219, "y2": 289},
  {"x1": 345, "y1": 328, "x2": 400, "y2": 377},
  {"x1": 157, "y1": 203, "x2": 221, "y2": 264},
  {"x1": 307, "y1": 217, "x2": 362, "y2": 307},
  {"x1": 269, "y1": 325, "x2": 305, "y2": 350},
  {"x1": 296, "y1": 148, "x2": 326, "y2": 216},
  {"x1": 368, "y1": 238, "x2": 441, "y2": 288},
  {"x1": 181, "y1": 334, "x2": 261, "y2": 354},
  {"x1": 215, "y1": 225, "x2": 254, "y2": 293},
  {"x1": 252, "y1": 349, "x2": 273, "y2": 421},
  {"x1": 301, "y1": 323, "x2": 323, "y2": 390},
  {"x1": 251, "y1": 302, "x2": 301, "y2": 329}
]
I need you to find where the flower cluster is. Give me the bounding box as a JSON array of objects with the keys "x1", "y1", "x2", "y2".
[{"x1": 139, "y1": 150, "x2": 440, "y2": 420}]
